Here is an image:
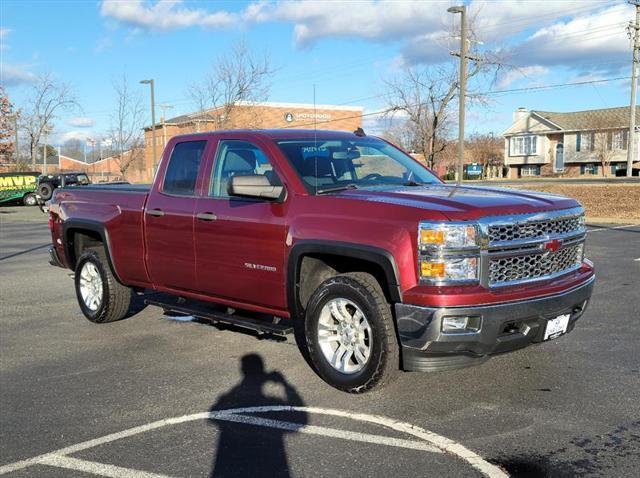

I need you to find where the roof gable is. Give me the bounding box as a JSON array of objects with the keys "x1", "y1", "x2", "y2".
[
  {"x1": 502, "y1": 112, "x2": 560, "y2": 136},
  {"x1": 532, "y1": 106, "x2": 638, "y2": 131}
]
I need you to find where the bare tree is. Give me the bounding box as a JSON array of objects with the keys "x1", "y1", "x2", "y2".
[
  {"x1": 61, "y1": 138, "x2": 85, "y2": 160},
  {"x1": 0, "y1": 86, "x2": 16, "y2": 162},
  {"x1": 383, "y1": 22, "x2": 506, "y2": 170},
  {"x1": 188, "y1": 41, "x2": 274, "y2": 129},
  {"x1": 108, "y1": 74, "x2": 145, "y2": 179},
  {"x1": 21, "y1": 74, "x2": 77, "y2": 167},
  {"x1": 466, "y1": 133, "x2": 503, "y2": 178},
  {"x1": 587, "y1": 117, "x2": 623, "y2": 177}
]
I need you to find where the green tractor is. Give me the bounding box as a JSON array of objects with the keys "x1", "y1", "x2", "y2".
[{"x1": 0, "y1": 171, "x2": 40, "y2": 206}]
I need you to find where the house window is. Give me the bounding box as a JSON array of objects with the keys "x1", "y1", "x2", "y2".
[
  {"x1": 583, "y1": 132, "x2": 595, "y2": 152},
  {"x1": 510, "y1": 135, "x2": 537, "y2": 156},
  {"x1": 610, "y1": 130, "x2": 627, "y2": 150},
  {"x1": 611, "y1": 163, "x2": 625, "y2": 175},
  {"x1": 576, "y1": 133, "x2": 581, "y2": 152},
  {"x1": 520, "y1": 165, "x2": 540, "y2": 177},
  {"x1": 580, "y1": 163, "x2": 599, "y2": 175}
]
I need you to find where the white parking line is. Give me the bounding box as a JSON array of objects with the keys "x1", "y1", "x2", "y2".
[
  {"x1": 215, "y1": 412, "x2": 440, "y2": 453},
  {"x1": 588, "y1": 224, "x2": 637, "y2": 232},
  {"x1": 38, "y1": 455, "x2": 171, "y2": 478},
  {"x1": 0, "y1": 406, "x2": 507, "y2": 478}
]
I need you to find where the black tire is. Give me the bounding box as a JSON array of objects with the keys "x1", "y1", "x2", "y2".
[
  {"x1": 74, "y1": 247, "x2": 133, "y2": 323},
  {"x1": 23, "y1": 193, "x2": 37, "y2": 206},
  {"x1": 304, "y1": 272, "x2": 399, "y2": 393},
  {"x1": 37, "y1": 183, "x2": 53, "y2": 200}
]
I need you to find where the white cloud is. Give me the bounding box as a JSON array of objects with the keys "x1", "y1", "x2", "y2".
[
  {"x1": 59, "y1": 130, "x2": 92, "y2": 143},
  {"x1": 100, "y1": 0, "x2": 236, "y2": 31},
  {"x1": 243, "y1": 0, "x2": 621, "y2": 69},
  {"x1": 67, "y1": 117, "x2": 95, "y2": 128},
  {"x1": 1, "y1": 27, "x2": 11, "y2": 50},
  {"x1": 245, "y1": 0, "x2": 450, "y2": 47},
  {"x1": 468, "y1": 0, "x2": 606, "y2": 42},
  {"x1": 506, "y1": 4, "x2": 632, "y2": 72},
  {"x1": 0, "y1": 63, "x2": 37, "y2": 86},
  {"x1": 496, "y1": 66, "x2": 549, "y2": 88}
]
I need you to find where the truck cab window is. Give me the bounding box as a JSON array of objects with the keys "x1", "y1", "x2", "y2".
[
  {"x1": 211, "y1": 140, "x2": 280, "y2": 198},
  {"x1": 163, "y1": 141, "x2": 207, "y2": 196}
]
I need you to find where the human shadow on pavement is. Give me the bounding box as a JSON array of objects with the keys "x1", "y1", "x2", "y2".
[{"x1": 209, "y1": 354, "x2": 307, "y2": 477}]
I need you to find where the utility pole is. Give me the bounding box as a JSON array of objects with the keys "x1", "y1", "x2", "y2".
[
  {"x1": 448, "y1": 5, "x2": 467, "y2": 185},
  {"x1": 140, "y1": 79, "x2": 157, "y2": 174},
  {"x1": 627, "y1": 1, "x2": 640, "y2": 177}
]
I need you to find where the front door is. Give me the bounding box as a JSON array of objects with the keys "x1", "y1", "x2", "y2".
[
  {"x1": 145, "y1": 140, "x2": 208, "y2": 291},
  {"x1": 555, "y1": 143, "x2": 564, "y2": 172},
  {"x1": 194, "y1": 139, "x2": 288, "y2": 310}
]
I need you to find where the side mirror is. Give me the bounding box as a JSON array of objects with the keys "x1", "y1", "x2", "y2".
[{"x1": 229, "y1": 175, "x2": 285, "y2": 201}]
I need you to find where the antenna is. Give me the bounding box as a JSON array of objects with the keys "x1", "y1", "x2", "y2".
[{"x1": 314, "y1": 84, "x2": 318, "y2": 196}]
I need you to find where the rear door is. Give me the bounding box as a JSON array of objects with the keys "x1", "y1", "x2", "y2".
[
  {"x1": 145, "y1": 139, "x2": 210, "y2": 291},
  {"x1": 194, "y1": 138, "x2": 288, "y2": 310}
]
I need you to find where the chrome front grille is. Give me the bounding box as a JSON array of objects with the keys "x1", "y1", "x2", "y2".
[
  {"x1": 488, "y1": 215, "x2": 583, "y2": 243},
  {"x1": 479, "y1": 207, "x2": 587, "y2": 288},
  {"x1": 489, "y1": 243, "x2": 583, "y2": 286}
]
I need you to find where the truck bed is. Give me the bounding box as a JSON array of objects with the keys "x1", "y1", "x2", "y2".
[
  {"x1": 83, "y1": 183, "x2": 151, "y2": 192},
  {"x1": 50, "y1": 186, "x2": 151, "y2": 286}
]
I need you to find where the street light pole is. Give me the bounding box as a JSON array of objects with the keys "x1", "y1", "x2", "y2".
[
  {"x1": 140, "y1": 79, "x2": 157, "y2": 174},
  {"x1": 448, "y1": 5, "x2": 467, "y2": 185}
]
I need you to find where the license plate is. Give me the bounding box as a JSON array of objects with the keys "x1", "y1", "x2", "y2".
[{"x1": 544, "y1": 314, "x2": 570, "y2": 340}]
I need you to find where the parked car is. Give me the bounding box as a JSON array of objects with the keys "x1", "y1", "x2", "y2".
[
  {"x1": 36, "y1": 171, "x2": 91, "y2": 201},
  {"x1": 0, "y1": 171, "x2": 40, "y2": 206},
  {"x1": 46, "y1": 129, "x2": 594, "y2": 393}
]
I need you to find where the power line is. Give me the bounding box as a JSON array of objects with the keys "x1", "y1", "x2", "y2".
[{"x1": 280, "y1": 76, "x2": 631, "y2": 130}]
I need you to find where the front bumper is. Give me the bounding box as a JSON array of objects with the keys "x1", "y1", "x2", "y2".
[{"x1": 395, "y1": 276, "x2": 594, "y2": 372}]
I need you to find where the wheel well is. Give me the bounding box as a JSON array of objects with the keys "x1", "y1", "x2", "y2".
[
  {"x1": 68, "y1": 229, "x2": 103, "y2": 269},
  {"x1": 297, "y1": 253, "x2": 393, "y2": 311}
]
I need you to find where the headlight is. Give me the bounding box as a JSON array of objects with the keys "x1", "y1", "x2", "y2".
[
  {"x1": 418, "y1": 221, "x2": 480, "y2": 284},
  {"x1": 420, "y1": 257, "x2": 478, "y2": 282},
  {"x1": 419, "y1": 223, "x2": 477, "y2": 250}
]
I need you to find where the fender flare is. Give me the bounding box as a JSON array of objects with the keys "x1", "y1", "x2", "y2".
[
  {"x1": 287, "y1": 240, "x2": 402, "y2": 319},
  {"x1": 62, "y1": 219, "x2": 123, "y2": 284}
]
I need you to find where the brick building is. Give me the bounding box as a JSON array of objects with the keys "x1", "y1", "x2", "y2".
[
  {"x1": 502, "y1": 106, "x2": 640, "y2": 178},
  {"x1": 142, "y1": 101, "x2": 364, "y2": 181}
]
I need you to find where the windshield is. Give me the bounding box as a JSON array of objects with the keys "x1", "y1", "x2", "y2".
[
  {"x1": 275, "y1": 137, "x2": 439, "y2": 194},
  {"x1": 66, "y1": 174, "x2": 91, "y2": 186}
]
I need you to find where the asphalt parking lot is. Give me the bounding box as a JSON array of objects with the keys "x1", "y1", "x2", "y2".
[{"x1": 1, "y1": 205, "x2": 639, "y2": 477}]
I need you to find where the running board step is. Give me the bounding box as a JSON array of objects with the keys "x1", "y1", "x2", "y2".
[{"x1": 145, "y1": 293, "x2": 294, "y2": 336}]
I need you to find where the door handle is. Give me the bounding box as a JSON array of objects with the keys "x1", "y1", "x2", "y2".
[
  {"x1": 147, "y1": 208, "x2": 164, "y2": 217},
  {"x1": 196, "y1": 212, "x2": 217, "y2": 221}
]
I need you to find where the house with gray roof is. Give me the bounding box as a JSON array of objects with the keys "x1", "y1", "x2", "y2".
[{"x1": 502, "y1": 106, "x2": 639, "y2": 178}]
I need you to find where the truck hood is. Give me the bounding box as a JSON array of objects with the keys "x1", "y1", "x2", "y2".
[{"x1": 339, "y1": 184, "x2": 580, "y2": 220}]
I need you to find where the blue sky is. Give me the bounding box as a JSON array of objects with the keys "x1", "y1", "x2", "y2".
[{"x1": 0, "y1": 0, "x2": 635, "y2": 146}]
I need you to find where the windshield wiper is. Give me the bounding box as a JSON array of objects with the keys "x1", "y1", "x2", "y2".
[
  {"x1": 316, "y1": 183, "x2": 359, "y2": 194},
  {"x1": 402, "y1": 180, "x2": 429, "y2": 186}
]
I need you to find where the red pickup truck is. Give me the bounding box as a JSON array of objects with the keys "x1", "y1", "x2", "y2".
[{"x1": 47, "y1": 129, "x2": 594, "y2": 392}]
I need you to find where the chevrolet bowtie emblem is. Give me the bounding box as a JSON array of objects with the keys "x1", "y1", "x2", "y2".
[{"x1": 543, "y1": 239, "x2": 562, "y2": 254}]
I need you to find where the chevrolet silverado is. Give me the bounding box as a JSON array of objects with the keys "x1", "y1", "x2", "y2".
[{"x1": 47, "y1": 129, "x2": 594, "y2": 392}]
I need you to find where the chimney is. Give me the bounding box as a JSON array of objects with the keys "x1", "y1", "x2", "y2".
[{"x1": 513, "y1": 107, "x2": 528, "y2": 123}]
